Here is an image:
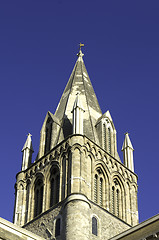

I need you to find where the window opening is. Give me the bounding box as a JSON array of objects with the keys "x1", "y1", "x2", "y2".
[
  {"x1": 34, "y1": 179, "x2": 43, "y2": 217},
  {"x1": 94, "y1": 174, "x2": 98, "y2": 203},
  {"x1": 55, "y1": 218, "x2": 61, "y2": 237},
  {"x1": 50, "y1": 167, "x2": 60, "y2": 207},
  {"x1": 99, "y1": 178, "x2": 103, "y2": 206},
  {"x1": 44, "y1": 118, "x2": 52, "y2": 154},
  {"x1": 92, "y1": 217, "x2": 98, "y2": 236}
]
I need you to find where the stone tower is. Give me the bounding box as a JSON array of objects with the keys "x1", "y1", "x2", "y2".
[{"x1": 13, "y1": 49, "x2": 139, "y2": 240}]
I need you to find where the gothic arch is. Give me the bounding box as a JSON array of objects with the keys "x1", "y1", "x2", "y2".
[
  {"x1": 45, "y1": 162, "x2": 60, "y2": 209},
  {"x1": 28, "y1": 173, "x2": 44, "y2": 220},
  {"x1": 71, "y1": 144, "x2": 82, "y2": 153},
  {"x1": 34, "y1": 177, "x2": 44, "y2": 217},
  {"x1": 111, "y1": 174, "x2": 126, "y2": 220},
  {"x1": 93, "y1": 162, "x2": 110, "y2": 209},
  {"x1": 50, "y1": 166, "x2": 60, "y2": 207},
  {"x1": 92, "y1": 146, "x2": 97, "y2": 156}
]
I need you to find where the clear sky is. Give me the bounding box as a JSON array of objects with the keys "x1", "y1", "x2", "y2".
[{"x1": 0, "y1": 0, "x2": 159, "y2": 223}]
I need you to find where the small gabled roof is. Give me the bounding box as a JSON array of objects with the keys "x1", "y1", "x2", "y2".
[{"x1": 122, "y1": 132, "x2": 134, "y2": 151}]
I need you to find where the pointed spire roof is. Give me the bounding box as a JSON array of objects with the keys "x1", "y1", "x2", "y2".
[
  {"x1": 55, "y1": 48, "x2": 102, "y2": 142},
  {"x1": 122, "y1": 132, "x2": 134, "y2": 151},
  {"x1": 22, "y1": 133, "x2": 34, "y2": 152}
]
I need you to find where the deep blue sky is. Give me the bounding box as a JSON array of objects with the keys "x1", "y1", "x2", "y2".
[{"x1": 0, "y1": 0, "x2": 159, "y2": 223}]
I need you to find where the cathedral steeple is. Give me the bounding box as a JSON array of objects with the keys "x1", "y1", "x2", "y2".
[
  {"x1": 14, "y1": 49, "x2": 138, "y2": 238},
  {"x1": 54, "y1": 47, "x2": 102, "y2": 143}
]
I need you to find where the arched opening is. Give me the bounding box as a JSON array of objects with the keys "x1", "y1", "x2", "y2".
[
  {"x1": 94, "y1": 168, "x2": 105, "y2": 207},
  {"x1": 92, "y1": 216, "x2": 98, "y2": 236},
  {"x1": 50, "y1": 166, "x2": 60, "y2": 207},
  {"x1": 112, "y1": 177, "x2": 124, "y2": 219},
  {"x1": 44, "y1": 117, "x2": 53, "y2": 154},
  {"x1": 34, "y1": 179, "x2": 43, "y2": 217}
]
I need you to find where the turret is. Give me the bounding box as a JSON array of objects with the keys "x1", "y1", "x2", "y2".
[
  {"x1": 72, "y1": 93, "x2": 85, "y2": 134},
  {"x1": 21, "y1": 133, "x2": 34, "y2": 171},
  {"x1": 122, "y1": 132, "x2": 134, "y2": 172}
]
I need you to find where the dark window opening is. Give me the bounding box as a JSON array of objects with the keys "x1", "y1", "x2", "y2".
[
  {"x1": 92, "y1": 217, "x2": 98, "y2": 236},
  {"x1": 34, "y1": 179, "x2": 43, "y2": 217},
  {"x1": 55, "y1": 218, "x2": 61, "y2": 237}
]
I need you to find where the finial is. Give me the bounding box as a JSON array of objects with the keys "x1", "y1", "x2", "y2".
[
  {"x1": 124, "y1": 132, "x2": 129, "y2": 135},
  {"x1": 77, "y1": 43, "x2": 84, "y2": 57},
  {"x1": 27, "y1": 133, "x2": 32, "y2": 137}
]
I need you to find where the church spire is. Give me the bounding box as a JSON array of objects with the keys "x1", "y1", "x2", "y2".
[
  {"x1": 54, "y1": 46, "x2": 102, "y2": 143},
  {"x1": 122, "y1": 132, "x2": 134, "y2": 172}
]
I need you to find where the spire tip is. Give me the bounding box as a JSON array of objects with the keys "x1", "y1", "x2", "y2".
[{"x1": 77, "y1": 43, "x2": 84, "y2": 57}]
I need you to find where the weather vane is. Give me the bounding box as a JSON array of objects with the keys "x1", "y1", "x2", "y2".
[{"x1": 79, "y1": 43, "x2": 84, "y2": 51}]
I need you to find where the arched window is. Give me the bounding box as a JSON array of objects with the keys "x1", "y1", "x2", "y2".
[
  {"x1": 50, "y1": 167, "x2": 60, "y2": 207},
  {"x1": 92, "y1": 217, "x2": 98, "y2": 236},
  {"x1": 94, "y1": 168, "x2": 105, "y2": 206},
  {"x1": 112, "y1": 178, "x2": 122, "y2": 218},
  {"x1": 44, "y1": 117, "x2": 52, "y2": 154},
  {"x1": 34, "y1": 179, "x2": 43, "y2": 217},
  {"x1": 55, "y1": 218, "x2": 61, "y2": 237}
]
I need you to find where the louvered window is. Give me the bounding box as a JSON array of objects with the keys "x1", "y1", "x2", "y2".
[
  {"x1": 94, "y1": 174, "x2": 98, "y2": 203},
  {"x1": 103, "y1": 124, "x2": 106, "y2": 150},
  {"x1": 108, "y1": 127, "x2": 111, "y2": 154},
  {"x1": 99, "y1": 178, "x2": 103, "y2": 206}
]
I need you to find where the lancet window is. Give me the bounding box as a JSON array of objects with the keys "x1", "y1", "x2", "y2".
[
  {"x1": 50, "y1": 167, "x2": 60, "y2": 207},
  {"x1": 44, "y1": 117, "x2": 52, "y2": 154},
  {"x1": 102, "y1": 119, "x2": 112, "y2": 154},
  {"x1": 34, "y1": 178, "x2": 43, "y2": 217},
  {"x1": 94, "y1": 168, "x2": 105, "y2": 207},
  {"x1": 111, "y1": 178, "x2": 122, "y2": 218},
  {"x1": 92, "y1": 216, "x2": 98, "y2": 236}
]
